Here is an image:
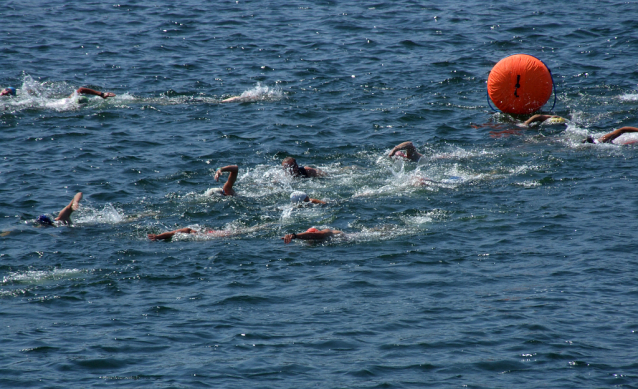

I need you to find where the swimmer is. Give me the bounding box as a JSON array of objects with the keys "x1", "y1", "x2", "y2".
[
  {"x1": 213, "y1": 165, "x2": 239, "y2": 196},
  {"x1": 282, "y1": 157, "x2": 325, "y2": 178},
  {"x1": 36, "y1": 192, "x2": 83, "y2": 226},
  {"x1": 1, "y1": 87, "x2": 16, "y2": 96},
  {"x1": 281, "y1": 227, "x2": 344, "y2": 244},
  {"x1": 290, "y1": 191, "x2": 326, "y2": 205},
  {"x1": 148, "y1": 222, "x2": 271, "y2": 241},
  {"x1": 2, "y1": 86, "x2": 115, "y2": 100},
  {"x1": 72, "y1": 87, "x2": 116, "y2": 99},
  {"x1": 583, "y1": 127, "x2": 638, "y2": 144},
  {"x1": 148, "y1": 227, "x2": 235, "y2": 241},
  {"x1": 522, "y1": 114, "x2": 567, "y2": 127},
  {"x1": 388, "y1": 141, "x2": 423, "y2": 162}
]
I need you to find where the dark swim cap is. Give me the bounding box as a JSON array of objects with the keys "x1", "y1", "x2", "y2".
[
  {"x1": 6, "y1": 87, "x2": 16, "y2": 96},
  {"x1": 37, "y1": 215, "x2": 54, "y2": 226}
]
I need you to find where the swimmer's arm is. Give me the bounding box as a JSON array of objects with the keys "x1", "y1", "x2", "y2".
[
  {"x1": 55, "y1": 192, "x2": 83, "y2": 225},
  {"x1": 389, "y1": 141, "x2": 413, "y2": 156},
  {"x1": 309, "y1": 198, "x2": 326, "y2": 204},
  {"x1": 389, "y1": 141, "x2": 423, "y2": 161},
  {"x1": 597, "y1": 127, "x2": 638, "y2": 143},
  {"x1": 214, "y1": 165, "x2": 238, "y2": 180},
  {"x1": 148, "y1": 228, "x2": 195, "y2": 241},
  {"x1": 220, "y1": 96, "x2": 241, "y2": 103},
  {"x1": 282, "y1": 229, "x2": 342, "y2": 244},
  {"x1": 522, "y1": 114, "x2": 560, "y2": 126},
  {"x1": 75, "y1": 87, "x2": 116, "y2": 99},
  {"x1": 215, "y1": 165, "x2": 239, "y2": 195}
]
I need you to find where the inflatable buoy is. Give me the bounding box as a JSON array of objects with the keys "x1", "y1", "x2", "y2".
[{"x1": 487, "y1": 54, "x2": 554, "y2": 115}]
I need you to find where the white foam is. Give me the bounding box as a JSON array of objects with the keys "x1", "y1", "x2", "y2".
[
  {"x1": 2, "y1": 268, "x2": 84, "y2": 285},
  {"x1": 619, "y1": 93, "x2": 638, "y2": 101}
]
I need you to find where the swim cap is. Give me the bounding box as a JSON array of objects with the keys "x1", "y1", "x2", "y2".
[
  {"x1": 290, "y1": 191, "x2": 308, "y2": 203},
  {"x1": 545, "y1": 117, "x2": 566, "y2": 125},
  {"x1": 5, "y1": 87, "x2": 16, "y2": 96},
  {"x1": 306, "y1": 227, "x2": 320, "y2": 233},
  {"x1": 37, "y1": 215, "x2": 54, "y2": 226}
]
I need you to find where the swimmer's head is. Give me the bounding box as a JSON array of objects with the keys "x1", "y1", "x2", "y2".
[
  {"x1": 290, "y1": 191, "x2": 309, "y2": 203},
  {"x1": 546, "y1": 116, "x2": 567, "y2": 125},
  {"x1": 583, "y1": 135, "x2": 595, "y2": 144},
  {"x1": 282, "y1": 157, "x2": 300, "y2": 174},
  {"x1": 306, "y1": 227, "x2": 320, "y2": 233},
  {"x1": 37, "y1": 215, "x2": 54, "y2": 226},
  {"x1": 1, "y1": 87, "x2": 16, "y2": 96}
]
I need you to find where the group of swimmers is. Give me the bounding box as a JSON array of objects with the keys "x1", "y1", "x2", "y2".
[
  {"x1": 32, "y1": 155, "x2": 337, "y2": 243},
  {"x1": 4, "y1": 85, "x2": 636, "y2": 145},
  {"x1": 5, "y1": 84, "x2": 638, "y2": 244},
  {"x1": 151, "y1": 157, "x2": 334, "y2": 242}
]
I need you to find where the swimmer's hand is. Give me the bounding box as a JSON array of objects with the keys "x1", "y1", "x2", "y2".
[
  {"x1": 282, "y1": 233, "x2": 296, "y2": 244},
  {"x1": 214, "y1": 169, "x2": 223, "y2": 181},
  {"x1": 101, "y1": 92, "x2": 116, "y2": 99}
]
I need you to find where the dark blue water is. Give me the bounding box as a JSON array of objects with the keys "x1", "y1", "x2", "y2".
[{"x1": 2, "y1": 1, "x2": 638, "y2": 387}]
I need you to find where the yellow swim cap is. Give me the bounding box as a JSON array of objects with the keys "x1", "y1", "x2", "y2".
[{"x1": 546, "y1": 117, "x2": 566, "y2": 125}]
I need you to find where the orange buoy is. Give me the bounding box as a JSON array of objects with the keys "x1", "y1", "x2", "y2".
[{"x1": 487, "y1": 54, "x2": 553, "y2": 115}]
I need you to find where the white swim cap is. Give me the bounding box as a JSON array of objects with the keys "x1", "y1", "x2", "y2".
[{"x1": 290, "y1": 191, "x2": 308, "y2": 203}]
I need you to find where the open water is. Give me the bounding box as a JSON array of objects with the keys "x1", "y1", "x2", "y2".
[{"x1": 2, "y1": 1, "x2": 638, "y2": 388}]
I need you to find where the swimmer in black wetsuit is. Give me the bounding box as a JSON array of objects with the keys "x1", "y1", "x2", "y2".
[
  {"x1": 281, "y1": 157, "x2": 325, "y2": 178},
  {"x1": 583, "y1": 127, "x2": 638, "y2": 144},
  {"x1": 213, "y1": 165, "x2": 239, "y2": 196}
]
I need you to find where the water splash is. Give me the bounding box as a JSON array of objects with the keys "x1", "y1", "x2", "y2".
[
  {"x1": 618, "y1": 93, "x2": 638, "y2": 101},
  {"x1": 73, "y1": 203, "x2": 127, "y2": 225},
  {"x1": 0, "y1": 74, "x2": 112, "y2": 112},
  {"x1": 220, "y1": 83, "x2": 283, "y2": 103}
]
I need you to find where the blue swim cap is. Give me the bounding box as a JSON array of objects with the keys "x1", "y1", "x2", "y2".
[
  {"x1": 37, "y1": 215, "x2": 54, "y2": 226},
  {"x1": 6, "y1": 87, "x2": 16, "y2": 96}
]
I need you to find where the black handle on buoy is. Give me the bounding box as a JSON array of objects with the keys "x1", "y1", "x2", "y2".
[{"x1": 514, "y1": 75, "x2": 521, "y2": 98}]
